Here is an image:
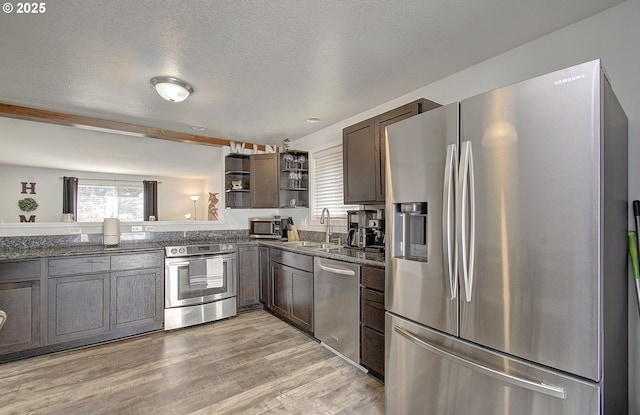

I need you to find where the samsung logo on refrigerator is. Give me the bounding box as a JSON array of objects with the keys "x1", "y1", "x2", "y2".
[{"x1": 554, "y1": 74, "x2": 585, "y2": 85}]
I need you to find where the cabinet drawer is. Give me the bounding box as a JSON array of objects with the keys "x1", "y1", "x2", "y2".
[
  {"x1": 48, "y1": 256, "x2": 111, "y2": 277},
  {"x1": 0, "y1": 259, "x2": 40, "y2": 282},
  {"x1": 361, "y1": 326, "x2": 385, "y2": 378},
  {"x1": 111, "y1": 251, "x2": 163, "y2": 271},
  {"x1": 270, "y1": 249, "x2": 313, "y2": 272},
  {"x1": 362, "y1": 266, "x2": 385, "y2": 291},
  {"x1": 361, "y1": 288, "x2": 385, "y2": 333}
]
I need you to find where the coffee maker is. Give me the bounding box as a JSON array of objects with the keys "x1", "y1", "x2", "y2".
[{"x1": 346, "y1": 209, "x2": 385, "y2": 252}]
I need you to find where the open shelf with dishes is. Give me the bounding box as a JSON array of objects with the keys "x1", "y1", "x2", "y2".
[
  {"x1": 225, "y1": 150, "x2": 309, "y2": 209},
  {"x1": 279, "y1": 150, "x2": 309, "y2": 208},
  {"x1": 225, "y1": 154, "x2": 251, "y2": 209}
]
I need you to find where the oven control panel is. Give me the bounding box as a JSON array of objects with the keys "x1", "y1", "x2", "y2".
[{"x1": 164, "y1": 243, "x2": 235, "y2": 257}]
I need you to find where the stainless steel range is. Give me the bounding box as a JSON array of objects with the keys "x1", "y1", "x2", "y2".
[{"x1": 164, "y1": 243, "x2": 237, "y2": 330}]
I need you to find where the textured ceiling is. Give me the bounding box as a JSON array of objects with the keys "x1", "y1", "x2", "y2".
[{"x1": 0, "y1": 0, "x2": 625, "y2": 147}]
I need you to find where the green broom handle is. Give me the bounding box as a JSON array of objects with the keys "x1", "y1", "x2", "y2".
[{"x1": 628, "y1": 231, "x2": 640, "y2": 315}]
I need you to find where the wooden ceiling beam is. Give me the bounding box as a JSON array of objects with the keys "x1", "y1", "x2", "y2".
[{"x1": 0, "y1": 103, "x2": 268, "y2": 151}]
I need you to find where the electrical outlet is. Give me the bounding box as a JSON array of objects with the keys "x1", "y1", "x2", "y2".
[
  {"x1": 131, "y1": 226, "x2": 143, "y2": 232},
  {"x1": 145, "y1": 225, "x2": 156, "y2": 231},
  {"x1": 69, "y1": 227, "x2": 81, "y2": 234}
]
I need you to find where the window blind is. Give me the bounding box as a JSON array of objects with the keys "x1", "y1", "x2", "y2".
[{"x1": 312, "y1": 146, "x2": 358, "y2": 218}]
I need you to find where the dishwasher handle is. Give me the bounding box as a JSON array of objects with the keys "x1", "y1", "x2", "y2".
[{"x1": 318, "y1": 263, "x2": 356, "y2": 276}]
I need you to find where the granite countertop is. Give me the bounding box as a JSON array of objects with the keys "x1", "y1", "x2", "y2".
[
  {"x1": 0, "y1": 238, "x2": 385, "y2": 268},
  {"x1": 0, "y1": 241, "x2": 164, "y2": 261},
  {"x1": 257, "y1": 240, "x2": 385, "y2": 268}
]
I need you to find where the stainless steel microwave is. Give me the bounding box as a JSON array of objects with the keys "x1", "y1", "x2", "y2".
[{"x1": 249, "y1": 217, "x2": 289, "y2": 239}]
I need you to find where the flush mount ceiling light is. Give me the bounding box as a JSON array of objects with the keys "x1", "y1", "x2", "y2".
[
  {"x1": 306, "y1": 117, "x2": 321, "y2": 124},
  {"x1": 150, "y1": 76, "x2": 194, "y2": 103}
]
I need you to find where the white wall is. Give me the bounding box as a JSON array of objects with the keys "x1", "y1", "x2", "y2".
[
  {"x1": 0, "y1": 115, "x2": 281, "y2": 232},
  {"x1": 0, "y1": 165, "x2": 211, "y2": 223},
  {"x1": 0, "y1": 116, "x2": 224, "y2": 179},
  {"x1": 294, "y1": 1, "x2": 640, "y2": 154},
  {"x1": 0, "y1": 154, "x2": 281, "y2": 233},
  {"x1": 291, "y1": 1, "x2": 640, "y2": 411},
  {"x1": 0, "y1": 126, "x2": 288, "y2": 235}
]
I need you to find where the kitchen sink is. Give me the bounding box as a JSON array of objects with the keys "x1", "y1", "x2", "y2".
[
  {"x1": 283, "y1": 240, "x2": 322, "y2": 247},
  {"x1": 314, "y1": 243, "x2": 342, "y2": 249},
  {"x1": 312, "y1": 245, "x2": 344, "y2": 252},
  {"x1": 282, "y1": 241, "x2": 342, "y2": 250}
]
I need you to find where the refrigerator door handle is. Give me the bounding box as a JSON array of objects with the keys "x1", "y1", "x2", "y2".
[
  {"x1": 442, "y1": 143, "x2": 458, "y2": 299},
  {"x1": 457, "y1": 141, "x2": 476, "y2": 302},
  {"x1": 394, "y1": 325, "x2": 567, "y2": 400}
]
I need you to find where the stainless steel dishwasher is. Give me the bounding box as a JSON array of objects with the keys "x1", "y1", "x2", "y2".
[{"x1": 314, "y1": 257, "x2": 361, "y2": 364}]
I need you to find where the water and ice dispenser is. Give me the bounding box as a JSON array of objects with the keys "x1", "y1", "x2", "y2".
[{"x1": 392, "y1": 202, "x2": 428, "y2": 261}]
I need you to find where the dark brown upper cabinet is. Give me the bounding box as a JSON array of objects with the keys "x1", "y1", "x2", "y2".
[
  {"x1": 343, "y1": 98, "x2": 441, "y2": 204},
  {"x1": 226, "y1": 151, "x2": 309, "y2": 209},
  {"x1": 250, "y1": 153, "x2": 280, "y2": 208}
]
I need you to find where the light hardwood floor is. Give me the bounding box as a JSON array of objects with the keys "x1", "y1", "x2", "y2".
[{"x1": 0, "y1": 310, "x2": 384, "y2": 415}]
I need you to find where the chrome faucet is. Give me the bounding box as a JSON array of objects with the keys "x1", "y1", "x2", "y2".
[{"x1": 320, "y1": 208, "x2": 331, "y2": 242}]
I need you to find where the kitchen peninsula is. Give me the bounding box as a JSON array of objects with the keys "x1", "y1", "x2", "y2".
[{"x1": 0, "y1": 229, "x2": 383, "y2": 367}]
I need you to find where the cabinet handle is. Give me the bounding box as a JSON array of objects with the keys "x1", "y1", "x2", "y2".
[{"x1": 318, "y1": 264, "x2": 356, "y2": 276}]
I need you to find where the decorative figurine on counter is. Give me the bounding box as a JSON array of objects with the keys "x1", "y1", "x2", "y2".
[{"x1": 208, "y1": 192, "x2": 219, "y2": 221}]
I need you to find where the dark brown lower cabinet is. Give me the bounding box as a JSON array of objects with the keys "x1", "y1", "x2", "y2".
[
  {"x1": 111, "y1": 269, "x2": 163, "y2": 330},
  {"x1": 290, "y1": 267, "x2": 313, "y2": 332},
  {"x1": 237, "y1": 245, "x2": 261, "y2": 310},
  {"x1": 361, "y1": 287, "x2": 384, "y2": 332},
  {"x1": 0, "y1": 259, "x2": 42, "y2": 354},
  {"x1": 0, "y1": 282, "x2": 40, "y2": 352},
  {"x1": 271, "y1": 261, "x2": 291, "y2": 317},
  {"x1": 269, "y1": 248, "x2": 313, "y2": 334},
  {"x1": 47, "y1": 252, "x2": 163, "y2": 345},
  {"x1": 360, "y1": 266, "x2": 385, "y2": 381},
  {"x1": 1, "y1": 252, "x2": 163, "y2": 363},
  {"x1": 48, "y1": 273, "x2": 111, "y2": 343},
  {"x1": 362, "y1": 326, "x2": 385, "y2": 377},
  {"x1": 0, "y1": 259, "x2": 42, "y2": 355},
  {"x1": 258, "y1": 246, "x2": 271, "y2": 307}
]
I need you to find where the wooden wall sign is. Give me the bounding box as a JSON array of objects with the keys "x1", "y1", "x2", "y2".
[
  {"x1": 18, "y1": 181, "x2": 39, "y2": 222},
  {"x1": 21, "y1": 182, "x2": 36, "y2": 194}
]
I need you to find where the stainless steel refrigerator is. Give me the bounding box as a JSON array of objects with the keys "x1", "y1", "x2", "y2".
[{"x1": 384, "y1": 60, "x2": 628, "y2": 414}]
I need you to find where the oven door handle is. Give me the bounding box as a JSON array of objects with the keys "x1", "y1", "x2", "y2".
[{"x1": 168, "y1": 261, "x2": 190, "y2": 267}]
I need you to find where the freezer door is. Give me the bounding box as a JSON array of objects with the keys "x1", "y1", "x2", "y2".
[
  {"x1": 457, "y1": 60, "x2": 602, "y2": 380},
  {"x1": 385, "y1": 313, "x2": 600, "y2": 415},
  {"x1": 385, "y1": 103, "x2": 459, "y2": 336}
]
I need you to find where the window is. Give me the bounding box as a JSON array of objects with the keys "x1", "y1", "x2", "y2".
[
  {"x1": 311, "y1": 145, "x2": 358, "y2": 220},
  {"x1": 77, "y1": 181, "x2": 144, "y2": 222}
]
